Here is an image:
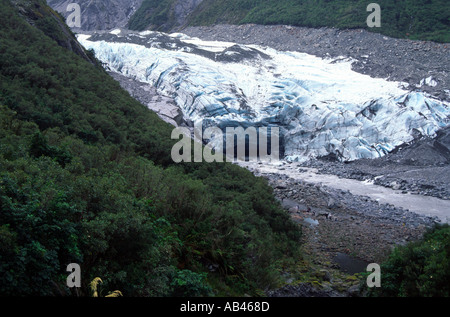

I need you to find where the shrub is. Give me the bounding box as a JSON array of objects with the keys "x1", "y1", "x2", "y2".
[{"x1": 368, "y1": 224, "x2": 450, "y2": 297}]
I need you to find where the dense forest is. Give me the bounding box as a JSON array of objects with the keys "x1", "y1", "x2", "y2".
[
  {"x1": 0, "y1": 0, "x2": 301, "y2": 296},
  {"x1": 128, "y1": 0, "x2": 450, "y2": 42}
]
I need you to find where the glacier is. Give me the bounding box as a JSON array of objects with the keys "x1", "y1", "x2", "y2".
[{"x1": 77, "y1": 30, "x2": 450, "y2": 162}]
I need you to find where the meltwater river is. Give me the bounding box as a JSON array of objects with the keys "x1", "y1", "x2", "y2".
[{"x1": 238, "y1": 162, "x2": 450, "y2": 224}]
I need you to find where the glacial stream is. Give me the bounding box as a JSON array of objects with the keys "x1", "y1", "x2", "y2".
[{"x1": 238, "y1": 161, "x2": 450, "y2": 224}]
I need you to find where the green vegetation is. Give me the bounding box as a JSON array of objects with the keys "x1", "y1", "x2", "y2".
[
  {"x1": 0, "y1": 0, "x2": 301, "y2": 296},
  {"x1": 367, "y1": 224, "x2": 450, "y2": 297},
  {"x1": 129, "y1": 0, "x2": 450, "y2": 42},
  {"x1": 128, "y1": 0, "x2": 178, "y2": 32}
]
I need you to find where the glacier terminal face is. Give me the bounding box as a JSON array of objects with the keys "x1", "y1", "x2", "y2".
[{"x1": 78, "y1": 30, "x2": 450, "y2": 162}]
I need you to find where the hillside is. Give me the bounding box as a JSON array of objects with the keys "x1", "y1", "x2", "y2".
[
  {"x1": 0, "y1": 0, "x2": 301, "y2": 296},
  {"x1": 127, "y1": 0, "x2": 450, "y2": 43},
  {"x1": 47, "y1": 0, "x2": 144, "y2": 31}
]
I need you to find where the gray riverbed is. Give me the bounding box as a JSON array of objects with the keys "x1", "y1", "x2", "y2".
[{"x1": 239, "y1": 161, "x2": 449, "y2": 224}]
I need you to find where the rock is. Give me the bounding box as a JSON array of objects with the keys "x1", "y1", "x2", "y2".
[
  {"x1": 303, "y1": 218, "x2": 319, "y2": 227},
  {"x1": 276, "y1": 182, "x2": 288, "y2": 189},
  {"x1": 48, "y1": 0, "x2": 205, "y2": 32},
  {"x1": 47, "y1": 0, "x2": 144, "y2": 31},
  {"x1": 208, "y1": 264, "x2": 219, "y2": 272},
  {"x1": 346, "y1": 284, "x2": 362, "y2": 297},
  {"x1": 267, "y1": 283, "x2": 343, "y2": 297},
  {"x1": 327, "y1": 197, "x2": 339, "y2": 209},
  {"x1": 314, "y1": 209, "x2": 330, "y2": 217},
  {"x1": 318, "y1": 270, "x2": 332, "y2": 282},
  {"x1": 329, "y1": 215, "x2": 338, "y2": 221}
]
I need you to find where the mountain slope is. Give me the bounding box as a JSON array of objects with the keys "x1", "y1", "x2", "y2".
[
  {"x1": 129, "y1": 0, "x2": 449, "y2": 42},
  {"x1": 0, "y1": 0, "x2": 301, "y2": 296},
  {"x1": 46, "y1": 0, "x2": 144, "y2": 31},
  {"x1": 127, "y1": 0, "x2": 204, "y2": 31},
  {"x1": 15, "y1": 0, "x2": 96, "y2": 63}
]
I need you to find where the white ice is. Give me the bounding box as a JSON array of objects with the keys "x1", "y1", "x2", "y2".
[{"x1": 78, "y1": 32, "x2": 450, "y2": 162}]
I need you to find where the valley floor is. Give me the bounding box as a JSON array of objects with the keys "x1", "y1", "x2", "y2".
[{"x1": 237, "y1": 160, "x2": 443, "y2": 296}]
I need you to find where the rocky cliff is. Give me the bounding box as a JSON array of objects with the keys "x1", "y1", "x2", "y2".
[
  {"x1": 171, "y1": 0, "x2": 203, "y2": 31},
  {"x1": 47, "y1": 0, "x2": 143, "y2": 31}
]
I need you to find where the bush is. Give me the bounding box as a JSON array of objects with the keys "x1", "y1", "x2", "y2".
[
  {"x1": 368, "y1": 224, "x2": 450, "y2": 297},
  {"x1": 170, "y1": 270, "x2": 213, "y2": 297}
]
